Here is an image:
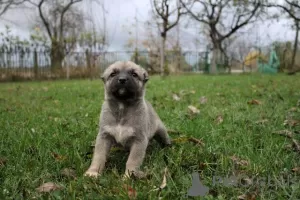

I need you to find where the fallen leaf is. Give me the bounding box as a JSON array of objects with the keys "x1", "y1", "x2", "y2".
[
  {"x1": 159, "y1": 167, "x2": 168, "y2": 190},
  {"x1": 284, "y1": 144, "x2": 293, "y2": 150},
  {"x1": 36, "y1": 182, "x2": 63, "y2": 193},
  {"x1": 123, "y1": 184, "x2": 137, "y2": 199},
  {"x1": 0, "y1": 158, "x2": 7, "y2": 167},
  {"x1": 51, "y1": 152, "x2": 67, "y2": 161},
  {"x1": 289, "y1": 107, "x2": 298, "y2": 112},
  {"x1": 292, "y1": 139, "x2": 300, "y2": 153},
  {"x1": 274, "y1": 130, "x2": 293, "y2": 138},
  {"x1": 215, "y1": 115, "x2": 223, "y2": 124},
  {"x1": 188, "y1": 137, "x2": 205, "y2": 146},
  {"x1": 199, "y1": 96, "x2": 208, "y2": 104},
  {"x1": 283, "y1": 119, "x2": 300, "y2": 127},
  {"x1": 172, "y1": 94, "x2": 180, "y2": 101},
  {"x1": 247, "y1": 99, "x2": 262, "y2": 105},
  {"x1": 60, "y1": 168, "x2": 76, "y2": 179},
  {"x1": 241, "y1": 177, "x2": 253, "y2": 186},
  {"x1": 292, "y1": 167, "x2": 300, "y2": 173},
  {"x1": 42, "y1": 87, "x2": 49, "y2": 92},
  {"x1": 188, "y1": 105, "x2": 200, "y2": 114},
  {"x1": 230, "y1": 156, "x2": 249, "y2": 166},
  {"x1": 237, "y1": 192, "x2": 257, "y2": 200}
]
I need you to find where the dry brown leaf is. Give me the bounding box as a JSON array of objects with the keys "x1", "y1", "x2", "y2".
[
  {"x1": 292, "y1": 167, "x2": 300, "y2": 173},
  {"x1": 42, "y1": 87, "x2": 49, "y2": 92},
  {"x1": 247, "y1": 99, "x2": 262, "y2": 105},
  {"x1": 172, "y1": 94, "x2": 180, "y2": 101},
  {"x1": 188, "y1": 137, "x2": 205, "y2": 146},
  {"x1": 123, "y1": 184, "x2": 137, "y2": 199},
  {"x1": 51, "y1": 152, "x2": 67, "y2": 161},
  {"x1": 188, "y1": 105, "x2": 200, "y2": 114},
  {"x1": 274, "y1": 130, "x2": 293, "y2": 138},
  {"x1": 230, "y1": 156, "x2": 249, "y2": 166},
  {"x1": 292, "y1": 139, "x2": 300, "y2": 152},
  {"x1": 159, "y1": 167, "x2": 168, "y2": 190},
  {"x1": 36, "y1": 182, "x2": 63, "y2": 193},
  {"x1": 238, "y1": 194, "x2": 256, "y2": 200},
  {"x1": 215, "y1": 115, "x2": 223, "y2": 124},
  {"x1": 199, "y1": 96, "x2": 208, "y2": 104},
  {"x1": 0, "y1": 158, "x2": 7, "y2": 167},
  {"x1": 238, "y1": 194, "x2": 248, "y2": 200},
  {"x1": 289, "y1": 107, "x2": 298, "y2": 112},
  {"x1": 241, "y1": 177, "x2": 253, "y2": 186},
  {"x1": 237, "y1": 191, "x2": 257, "y2": 200},
  {"x1": 60, "y1": 168, "x2": 76, "y2": 179},
  {"x1": 283, "y1": 119, "x2": 300, "y2": 127}
]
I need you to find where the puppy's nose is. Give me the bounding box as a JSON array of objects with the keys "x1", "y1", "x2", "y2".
[{"x1": 118, "y1": 77, "x2": 127, "y2": 84}]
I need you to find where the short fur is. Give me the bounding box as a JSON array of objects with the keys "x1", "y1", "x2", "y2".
[{"x1": 84, "y1": 61, "x2": 171, "y2": 178}]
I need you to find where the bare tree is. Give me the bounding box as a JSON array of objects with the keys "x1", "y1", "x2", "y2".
[
  {"x1": 180, "y1": 0, "x2": 263, "y2": 74},
  {"x1": 265, "y1": 0, "x2": 300, "y2": 73},
  {"x1": 0, "y1": 0, "x2": 27, "y2": 16},
  {"x1": 151, "y1": 0, "x2": 185, "y2": 76},
  {"x1": 28, "y1": 0, "x2": 84, "y2": 71}
]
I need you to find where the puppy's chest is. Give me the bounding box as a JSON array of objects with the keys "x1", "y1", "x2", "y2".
[{"x1": 104, "y1": 124, "x2": 135, "y2": 145}]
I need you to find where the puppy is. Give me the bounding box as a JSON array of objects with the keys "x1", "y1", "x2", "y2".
[{"x1": 84, "y1": 61, "x2": 171, "y2": 178}]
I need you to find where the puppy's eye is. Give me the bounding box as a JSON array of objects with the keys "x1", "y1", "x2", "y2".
[
  {"x1": 110, "y1": 72, "x2": 116, "y2": 77},
  {"x1": 132, "y1": 72, "x2": 138, "y2": 77}
]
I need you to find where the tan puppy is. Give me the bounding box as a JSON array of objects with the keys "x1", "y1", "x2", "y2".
[{"x1": 84, "y1": 61, "x2": 171, "y2": 178}]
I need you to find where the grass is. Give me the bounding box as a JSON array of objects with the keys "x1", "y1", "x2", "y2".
[{"x1": 0, "y1": 74, "x2": 300, "y2": 199}]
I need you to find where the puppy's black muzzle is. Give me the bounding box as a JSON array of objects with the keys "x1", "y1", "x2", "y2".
[{"x1": 118, "y1": 76, "x2": 128, "y2": 84}]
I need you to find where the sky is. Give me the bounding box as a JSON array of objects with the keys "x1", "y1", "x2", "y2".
[{"x1": 0, "y1": 0, "x2": 296, "y2": 51}]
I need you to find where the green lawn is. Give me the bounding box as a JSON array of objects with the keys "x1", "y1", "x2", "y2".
[{"x1": 0, "y1": 74, "x2": 300, "y2": 199}]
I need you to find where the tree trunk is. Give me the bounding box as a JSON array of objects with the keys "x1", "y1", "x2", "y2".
[
  {"x1": 210, "y1": 47, "x2": 221, "y2": 74},
  {"x1": 33, "y1": 49, "x2": 38, "y2": 78},
  {"x1": 160, "y1": 36, "x2": 166, "y2": 76},
  {"x1": 291, "y1": 20, "x2": 299, "y2": 70},
  {"x1": 86, "y1": 49, "x2": 92, "y2": 79},
  {"x1": 50, "y1": 40, "x2": 64, "y2": 72}
]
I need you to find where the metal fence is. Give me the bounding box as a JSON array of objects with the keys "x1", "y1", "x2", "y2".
[{"x1": 0, "y1": 49, "x2": 210, "y2": 81}]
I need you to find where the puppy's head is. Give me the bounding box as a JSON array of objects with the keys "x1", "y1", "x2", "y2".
[{"x1": 101, "y1": 61, "x2": 149, "y2": 101}]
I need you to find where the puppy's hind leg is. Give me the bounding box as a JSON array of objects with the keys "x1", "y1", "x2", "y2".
[
  {"x1": 154, "y1": 123, "x2": 171, "y2": 148},
  {"x1": 84, "y1": 133, "x2": 112, "y2": 178}
]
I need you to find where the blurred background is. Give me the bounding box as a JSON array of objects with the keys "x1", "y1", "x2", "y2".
[{"x1": 0, "y1": 0, "x2": 300, "y2": 81}]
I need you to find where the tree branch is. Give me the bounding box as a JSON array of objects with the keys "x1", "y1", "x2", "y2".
[
  {"x1": 0, "y1": 0, "x2": 27, "y2": 16},
  {"x1": 37, "y1": 0, "x2": 52, "y2": 39},
  {"x1": 221, "y1": 1, "x2": 261, "y2": 40},
  {"x1": 59, "y1": 0, "x2": 82, "y2": 41},
  {"x1": 179, "y1": 0, "x2": 209, "y2": 24}
]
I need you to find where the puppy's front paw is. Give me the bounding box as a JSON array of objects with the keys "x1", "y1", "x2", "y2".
[
  {"x1": 124, "y1": 169, "x2": 147, "y2": 179},
  {"x1": 84, "y1": 170, "x2": 99, "y2": 178}
]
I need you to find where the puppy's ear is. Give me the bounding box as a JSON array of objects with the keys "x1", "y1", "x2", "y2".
[
  {"x1": 143, "y1": 70, "x2": 149, "y2": 83},
  {"x1": 101, "y1": 74, "x2": 105, "y2": 82}
]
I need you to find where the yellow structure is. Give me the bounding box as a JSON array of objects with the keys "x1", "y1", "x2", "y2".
[{"x1": 244, "y1": 51, "x2": 268, "y2": 67}]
